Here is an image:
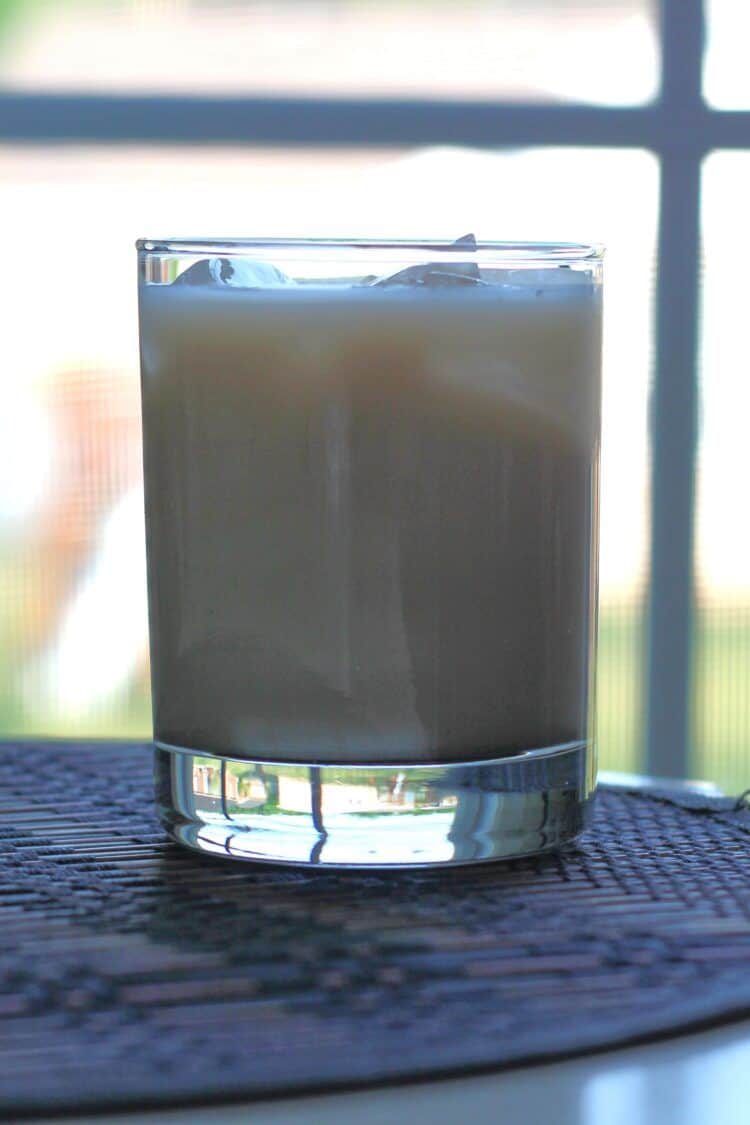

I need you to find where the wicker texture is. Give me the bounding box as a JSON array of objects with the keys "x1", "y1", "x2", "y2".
[{"x1": 1, "y1": 741, "x2": 749, "y2": 1118}]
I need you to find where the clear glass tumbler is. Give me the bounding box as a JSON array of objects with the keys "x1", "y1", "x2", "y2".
[{"x1": 138, "y1": 237, "x2": 603, "y2": 867}]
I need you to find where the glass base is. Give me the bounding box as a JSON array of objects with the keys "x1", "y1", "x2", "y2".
[{"x1": 155, "y1": 740, "x2": 594, "y2": 868}]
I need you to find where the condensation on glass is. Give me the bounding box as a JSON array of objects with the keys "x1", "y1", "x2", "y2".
[{"x1": 139, "y1": 236, "x2": 603, "y2": 866}]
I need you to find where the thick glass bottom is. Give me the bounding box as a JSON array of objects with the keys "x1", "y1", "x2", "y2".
[{"x1": 155, "y1": 740, "x2": 594, "y2": 868}]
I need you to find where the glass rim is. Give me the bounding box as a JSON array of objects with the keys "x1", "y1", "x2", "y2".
[{"x1": 137, "y1": 237, "x2": 604, "y2": 262}]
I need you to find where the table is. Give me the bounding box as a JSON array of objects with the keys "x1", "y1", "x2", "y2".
[{"x1": 27, "y1": 1016, "x2": 750, "y2": 1125}]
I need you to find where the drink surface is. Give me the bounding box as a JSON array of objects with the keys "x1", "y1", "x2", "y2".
[{"x1": 139, "y1": 274, "x2": 601, "y2": 762}]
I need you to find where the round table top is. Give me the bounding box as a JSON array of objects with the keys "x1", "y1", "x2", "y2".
[{"x1": 25, "y1": 1016, "x2": 750, "y2": 1125}]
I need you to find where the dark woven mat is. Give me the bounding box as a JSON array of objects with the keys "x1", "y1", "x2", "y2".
[{"x1": 2, "y1": 742, "x2": 750, "y2": 1119}]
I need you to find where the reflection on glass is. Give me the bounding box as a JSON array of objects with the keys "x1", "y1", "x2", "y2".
[
  {"x1": 0, "y1": 0, "x2": 658, "y2": 105},
  {"x1": 165, "y1": 744, "x2": 588, "y2": 866}
]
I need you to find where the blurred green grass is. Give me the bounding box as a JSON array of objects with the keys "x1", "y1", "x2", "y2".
[
  {"x1": 595, "y1": 601, "x2": 750, "y2": 794},
  {"x1": 692, "y1": 603, "x2": 750, "y2": 795},
  {"x1": 595, "y1": 603, "x2": 645, "y2": 776}
]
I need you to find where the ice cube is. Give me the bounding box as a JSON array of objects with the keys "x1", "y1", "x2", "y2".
[
  {"x1": 371, "y1": 233, "x2": 484, "y2": 288},
  {"x1": 174, "y1": 257, "x2": 295, "y2": 287}
]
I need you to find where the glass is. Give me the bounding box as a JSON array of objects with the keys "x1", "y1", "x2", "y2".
[
  {"x1": 0, "y1": 0, "x2": 659, "y2": 105},
  {"x1": 139, "y1": 236, "x2": 603, "y2": 866},
  {"x1": 0, "y1": 144, "x2": 653, "y2": 770},
  {"x1": 692, "y1": 153, "x2": 750, "y2": 793}
]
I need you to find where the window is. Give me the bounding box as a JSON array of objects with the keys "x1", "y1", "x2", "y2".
[{"x1": 1, "y1": 0, "x2": 746, "y2": 784}]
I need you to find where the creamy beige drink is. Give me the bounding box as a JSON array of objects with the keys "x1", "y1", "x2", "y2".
[{"x1": 139, "y1": 258, "x2": 601, "y2": 764}]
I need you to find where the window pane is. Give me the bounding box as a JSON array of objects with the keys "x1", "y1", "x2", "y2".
[
  {"x1": 704, "y1": 0, "x2": 750, "y2": 108},
  {"x1": 694, "y1": 153, "x2": 750, "y2": 792},
  {"x1": 0, "y1": 145, "x2": 656, "y2": 770},
  {"x1": 0, "y1": 0, "x2": 659, "y2": 105}
]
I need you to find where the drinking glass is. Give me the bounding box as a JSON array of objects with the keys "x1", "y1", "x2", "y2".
[{"x1": 138, "y1": 237, "x2": 603, "y2": 866}]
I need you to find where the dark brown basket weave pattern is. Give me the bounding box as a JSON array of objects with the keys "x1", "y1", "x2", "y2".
[{"x1": 1, "y1": 741, "x2": 749, "y2": 1118}]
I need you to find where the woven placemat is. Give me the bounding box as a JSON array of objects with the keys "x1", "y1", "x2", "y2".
[{"x1": 1, "y1": 741, "x2": 750, "y2": 1119}]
